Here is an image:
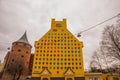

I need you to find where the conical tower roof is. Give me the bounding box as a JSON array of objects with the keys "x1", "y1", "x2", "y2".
[{"x1": 16, "y1": 31, "x2": 30, "y2": 44}]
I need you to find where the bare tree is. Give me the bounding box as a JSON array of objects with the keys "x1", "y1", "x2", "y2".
[
  {"x1": 101, "y1": 23, "x2": 120, "y2": 66},
  {"x1": 89, "y1": 21, "x2": 120, "y2": 73},
  {"x1": 90, "y1": 51, "x2": 102, "y2": 70},
  {"x1": 6, "y1": 59, "x2": 24, "y2": 80}
]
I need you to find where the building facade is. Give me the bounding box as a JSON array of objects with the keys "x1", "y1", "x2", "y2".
[
  {"x1": 2, "y1": 32, "x2": 32, "y2": 80},
  {"x1": 85, "y1": 73, "x2": 120, "y2": 80},
  {"x1": 32, "y1": 19, "x2": 84, "y2": 80}
]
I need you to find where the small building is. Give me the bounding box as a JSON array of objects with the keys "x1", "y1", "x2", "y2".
[{"x1": 85, "y1": 73, "x2": 120, "y2": 80}]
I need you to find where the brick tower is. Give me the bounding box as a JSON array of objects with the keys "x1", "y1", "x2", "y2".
[{"x1": 2, "y1": 32, "x2": 32, "y2": 80}]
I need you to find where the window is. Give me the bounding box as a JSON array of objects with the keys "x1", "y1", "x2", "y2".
[
  {"x1": 34, "y1": 66, "x2": 37, "y2": 69},
  {"x1": 79, "y1": 67, "x2": 82, "y2": 69},
  {"x1": 56, "y1": 24, "x2": 62, "y2": 27},
  {"x1": 18, "y1": 49, "x2": 21, "y2": 52},
  {"x1": 26, "y1": 51, "x2": 28, "y2": 54},
  {"x1": 12, "y1": 59, "x2": 14, "y2": 62},
  {"x1": 35, "y1": 62, "x2": 37, "y2": 64},
  {"x1": 21, "y1": 55, "x2": 24, "y2": 58},
  {"x1": 12, "y1": 49, "x2": 14, "y2": 52},
  {"x1": 68, "y1": 63, "x2": 70, "y2": 65},
  {"x1": 57, "y1": 67, "x2": 59, "y2": 69},
  {"x1": 57, "y1": 71, "x2": 59, "y2": 74},
  {"x1": 38, "y1": 66, "x2": 40, "y2": 69},
  {"x1": 46, "y1": 54, "x2": 49, "y2": 56},
  {"x1": 40, "y1": 50, "x2": 42, "y2": 52},
  {"x1": 79, "y1": 63, "x2": 81, "y2": 65}
]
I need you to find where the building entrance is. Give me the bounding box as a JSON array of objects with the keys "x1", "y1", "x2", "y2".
[
  {"x1": 67, "y1": 78, "x2": 72, "y2": 80},
  {"x1": 43, "y1": 78, "x2": 48, "y2": 80}
]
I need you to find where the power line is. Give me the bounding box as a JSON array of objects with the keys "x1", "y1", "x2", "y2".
[{"x1": 77, "y1": 13, "x2": 120, "y2": 37}]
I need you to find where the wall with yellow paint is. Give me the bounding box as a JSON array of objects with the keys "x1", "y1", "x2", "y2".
[{"x1": 32, "y1": 19, "x2": 84, "y2": 78}]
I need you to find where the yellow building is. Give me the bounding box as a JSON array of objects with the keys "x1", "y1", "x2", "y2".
[
  {"x1": 32, "y1": 19, "x2": 84, "y2": 80},
  {"x1": 85, "y1": 73, "x2": 107, "y2": 80},
  {"x1": 85, "y1": 73, "x2": 120, "y2": 80}
]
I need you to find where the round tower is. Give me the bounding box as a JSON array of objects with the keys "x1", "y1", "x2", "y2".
[{"x1": 3, "y1": 32, "x2": 32, "y2": 77}]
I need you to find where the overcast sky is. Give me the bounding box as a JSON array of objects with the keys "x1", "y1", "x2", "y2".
[{"x1": 0, "y1": 0, "x2": 120, "y2": 69}]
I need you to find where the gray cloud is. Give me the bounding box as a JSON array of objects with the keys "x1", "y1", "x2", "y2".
[{"x1": 0, "y1": 0, "x2": 120, "y2": 69}]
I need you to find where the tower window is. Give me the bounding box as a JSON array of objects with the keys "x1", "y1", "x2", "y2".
[
  {"x1": 21, "y1": 55, "x2": 24, "y2": 58},
  {"x1": 18, "y1": 49, "x2": 21, "y2": 52},
  {"x1": 26, "y1": 51, "x2": 28, "y2": 54},
  {"x1": 12, "y1": 59, "x2": 14, "y2": 62},
  {"x1": 12, "y1": 49, "x2": 14, "y2": 52}
]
